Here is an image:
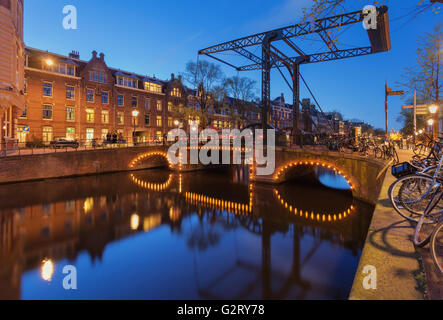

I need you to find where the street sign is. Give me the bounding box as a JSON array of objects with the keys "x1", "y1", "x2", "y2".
[
  {"x1": 23, "y1": 126, "x2": 30, "y2": 132},
  {"x1": 401, "y1": 105, "x2": 428, "y2": 115},
  {"x1": 387, "y1": 90, "x2": 404, "y2": 96}
]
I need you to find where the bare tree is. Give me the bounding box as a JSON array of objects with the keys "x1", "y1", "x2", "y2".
[
  {"x1": 182, "y1": 60, "x2": 224, "y2": 116},
  {"x1": 224, "y1": 76, "x2": 257, "y2": 128},
  {"x1": 398, "y1": 22, "x2": 442, "y2": 103}
]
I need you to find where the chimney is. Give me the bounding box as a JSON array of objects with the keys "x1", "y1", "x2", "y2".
[
  {"x1": 92, "y1": 50, "x2": 97, "y2": 59},
  {"x1": 99, "y1": 53, "x2": 105, "y2": 61},
  {"x1": 69, "y1": 50, "x2": 80, "y2": 59},
  {"x1": 178, "y1": 75, "x2": 182, "y2": 82},
  {"x1": 171, "y1": 73, "x2": 175, "y2": 80}
]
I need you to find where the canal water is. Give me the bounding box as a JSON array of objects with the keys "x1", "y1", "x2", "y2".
[{"x1": 0, "y1": 167, "x2": 374, "y2": 300}]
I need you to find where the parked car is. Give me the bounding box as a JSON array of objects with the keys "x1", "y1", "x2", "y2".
[{"x1": 50, "y1": 137, "x2": 79, "y2": 149}]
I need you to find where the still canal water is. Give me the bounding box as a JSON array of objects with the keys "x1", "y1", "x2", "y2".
[{"x1": 0, "y1": 167, "x2": 373, "y2": 300}]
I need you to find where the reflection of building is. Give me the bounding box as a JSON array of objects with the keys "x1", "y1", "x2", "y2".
[{"x1": 0, "y1": 0, "x2": 25, "y2": 150}]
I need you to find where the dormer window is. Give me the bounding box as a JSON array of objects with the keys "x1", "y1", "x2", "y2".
[
  {"x1": 144, "y1": 82, "x2": 162, "y2": 93},
  {"x1": 116, "y1": 75, "x2": 138, "y2": 88},
  {"x1": 171, "y1": 88, "x2": 181, "y2": 97}
]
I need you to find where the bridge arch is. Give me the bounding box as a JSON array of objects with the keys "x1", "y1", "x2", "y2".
[
  {"x1": 273, "y1": 159, "x2": 356, "y2": 191},
  {"x1": 129, "y1": 151, "x2": 173, "y2": 170}
]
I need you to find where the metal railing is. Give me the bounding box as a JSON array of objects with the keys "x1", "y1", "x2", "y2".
[{"x1": 0, "y1": 137, "x2": 171, "y2": 158}]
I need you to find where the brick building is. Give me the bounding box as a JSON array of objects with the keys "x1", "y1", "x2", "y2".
[
  {"x1": 271, "y1": 94, "x2": 292, "y2": 130},
  {"x1": 20, "y1": 48, "x2": 191, "y2": 145},
  {"x1": 0, "y1": 0, "x2": 25, "y2": 150}
]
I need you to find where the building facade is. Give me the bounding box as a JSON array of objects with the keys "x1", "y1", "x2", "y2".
[
  {"x1": 20, "y1": 48, "x2": 190, "y2": 145},
  {"x1": 0, "y1": 0, "x2": 25, "y2": 149},
  {"x1": 271, "y1": 94, "x2": 292, "y2": 130}
]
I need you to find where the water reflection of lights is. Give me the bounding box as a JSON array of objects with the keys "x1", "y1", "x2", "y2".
[
  {"x1": 130, "y1": 213, "x2": 140, "y2": 230},
  {"x1": 274, "y1": 161, "x2": 354, "y2": 190},
  {"x1": 185, "y1": 192, "x2": 250, "y2": 215},
  {"x1": 169, "y1": 207, "x2": 181, "y2": 222},
  {"x1": 129, "y1": 151, "x2": 172, "y2": 169},
  {"x1": 83, "y1": 197, "x2": 94, "y2": 213},
  {"x1": 143, "y1": 215, "x2": 162, "y2": 232},
  {"x1": 41, "y1": 259, "x2": 54, "y2": 281},
  {"x1": 273, "y1": 189, "x2": 355, "y2": 222},
  {"x1": 130, "y1": 174, "x2": 173, "y2": 191}
]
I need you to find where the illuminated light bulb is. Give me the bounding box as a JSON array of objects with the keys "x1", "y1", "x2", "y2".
[
  {"x1": 328, "y1": 215, "x2": 331, "y2": 222},
  {"x1": 289, "y1": 205, "x2": 292, "y2": 212},
  {"x1": 294, "y1": 208, "x2": 298, "y2": 215},
  {"x1": 322, "y1": 215, "x2": 326, "y2": 222},
  {"x1": 333, "y1": 215, "x2": 337, "y2": 221}
]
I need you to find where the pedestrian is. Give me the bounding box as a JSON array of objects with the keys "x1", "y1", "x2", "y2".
[{"x1": 112, "y1": 132, "x2": 117, "y2": 144}]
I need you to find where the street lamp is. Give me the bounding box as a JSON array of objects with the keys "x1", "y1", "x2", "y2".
[
  {"x1": 428, "y1": 104, "x2": 439, "y2": 139},
  {"x1": 45, "y1": 58, "x2": 53, "y2": 66},
  {"x1": 174, "y1": 120, "x2": 179, "y2": 127},
  {"x1": 132, "y1": 110, "x2": 139, "y2": 145}
]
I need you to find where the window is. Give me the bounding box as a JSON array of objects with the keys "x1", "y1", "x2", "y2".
[
  {"x1": 66, "y1": 85, "x2": 75, "y2": 100},
  {"x1": 59, "y1": 64, "x2": 66, "y2": 74},
  {"x1": 86, "y1": 128, "x2": 94, "y2": 142},
  {"x1": 145, "y1": 99, "x2": 150, "y2": 109},
  {"x1": 101, "y1": 110, "x2": 109, "y2": 124},
  {"x1": 171, "y1": 88, "x2": 181, "y2": 97},
  {"x1": 42, "y1": 126, "x2": 53, "y2": 142},
  {"x1": 157, "y1": 101, "x2": 162, "y2": 112},
  {"x1": 168, "y1": 102, "x2": 173, "y2": 112},
  {"x1": 67, "y1": 65, "x2": 75, "y2": 76},
  {"x1": 89, "y1": 71, "x2": 98, "y2": 82},
  {"x1": 144, "y1": 82, "x2": 162, "y2": 93},
  {"x1": 144, "y1": 115, "x2": 150, "y2": 126},
  {"x1": 20, "y1": 103, "x2": 27, "y2": 118},
  {"x1": 66, "y1": 127, "x2": 75, "y2": 140},
  {"x1": 156, "y1": 115, "x2": 162, "y2": 127},
  {"x1": 168, "y1": 117, "x2": 173, "y2": 127},
  {"x1": 101, "y1": 91, "x2": 109, "y2": 104},
  {"x1": 117, "y1": 94, "x2": 124, "y2": 106},
  {"x1": 117, "y1": 76, "x2": 137, "y2": 88},
  {"x1": 131, "y1": 96, "x2": 137, "y2": 107},
  {"x1": 66, "y1": 107, "x2": 75, "y2": 121},
  {"x1": 43, "y1": 82, "x2": 52, "y2": 97},
  {"x1": 156, "y1": 131, "x2": 162, "y2": 141},
  {"x1": 43, "y1": 105, "x2": 53, "y2": 120},
  {"x1": 117, "y1": 112, "x2": 124, "y2": 125},
  {"x1": 101, "y1": 129, "x2": 109, "y2": 140},
  {"x1": 86, "y1": 89, "x2": 94, "y2": 102},
  {"x1": 86, "y1": 109, "x2": 94, "y2": 123}
]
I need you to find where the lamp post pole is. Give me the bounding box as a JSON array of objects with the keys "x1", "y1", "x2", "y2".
[{"x1": 132, "y1": 110, "x2": 139, "y2": 146}]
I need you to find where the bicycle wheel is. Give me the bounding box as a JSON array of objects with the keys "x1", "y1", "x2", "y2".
[
  {"x1": 413, "y1": 189, "x2": 442, "y2": 247},
  {"x1": 430, "y1": 221, "x2": 443, "y2": 274},
  {"x1": 389, "y1": 175, "x2": 443, "y2": 223}
]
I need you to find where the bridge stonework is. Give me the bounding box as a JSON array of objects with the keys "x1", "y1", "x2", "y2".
[
  {"x1": 0, "y1": 146, "x2": 388, "y2": 206},
  {"x1": 252, "y1": 148, "x2": 389, "y2": 205}
]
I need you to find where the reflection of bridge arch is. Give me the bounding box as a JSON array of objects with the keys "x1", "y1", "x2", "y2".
[
  {"x1": 185, "y1": 192, "x2": 251, "y2": 215},
  {"x1": 130, "y1": 173, "x2": 173, "y2": 192},
  {"x1": 273, "y1": 160, "x2": 355, "y2": 190},
  {"x1": 273, "y1": 189, "x2": 355, "y2": 222},
  {"x1": 129, "y1": 151, "x2": 172, "y2": 170}
]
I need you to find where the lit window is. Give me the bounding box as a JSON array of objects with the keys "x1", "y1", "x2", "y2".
[
  {"x1": 66, "y1": 127, "x2": 75, "y2": 140},
  {"x1": 43, "y1": 105, "x2": 53, "y2": 120},
  {"x1": 86, "y1": 89, "x2": 94, "y2": 102},
  {"x1": 43, "y1": 82, "x2": 52, "y2": 97},
  {"x1": 171, "y1": 88, "x2": 181, "y2": 97},
  {"x1": 157, "y1": 101, "x2": 162, "y2": 112},
  {"x1": 101, "y1": 91, "x2": 109, "y2": 104},
  {"x1": 42, "y1": 126, "x2": 53, "y2": 142},
  {"x1": 144, "y1": 82, "x2": 162, "y2": 93},
  {"x1": 117, "y1": 112, "x2": 124, "y2": 125},
  {"x1": 168, "y1": 117, "x2": 173, "y2": 127},
  {"x1": 86, "y1": 109, "x2": 94, "y2": 123},
  {"x1": 101, "y1": 110, "x2": 109, "y2": 124},
  {"x1": 156, "y1": 115, "x2": 162, "y2": 127},
  {"x1": 168, "y1": 102, "x2": 173, "y2": 112},
  {"x1": 66, "y1": 86, "x2": 75, "y2": 100}
]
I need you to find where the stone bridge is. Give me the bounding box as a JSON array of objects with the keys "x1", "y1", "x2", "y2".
[{"x1": 0, "y1": 145, "x2": 388, "y2": 204}]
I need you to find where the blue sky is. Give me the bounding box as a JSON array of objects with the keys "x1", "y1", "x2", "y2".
[{"x1": 24, "y1": 0, "x2": 440, "y2": 130}]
